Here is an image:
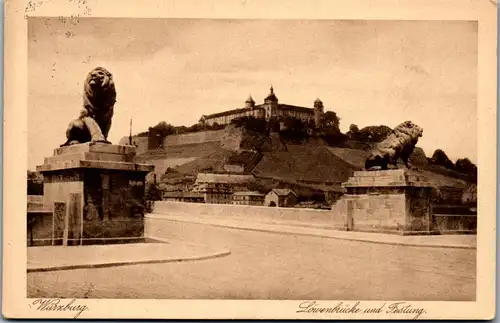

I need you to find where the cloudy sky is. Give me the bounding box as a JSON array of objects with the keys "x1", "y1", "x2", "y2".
[{"x1": 28, "y1": 18, "x2": 477, "y2": 170}]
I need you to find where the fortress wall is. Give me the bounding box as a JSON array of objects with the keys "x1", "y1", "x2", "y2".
[
  {"x1": 220, "y1": 126, "x2": 244, "y2": 150},
  {"x1": 119, "y1": 136, "x2": 149, "y2": 155},
  {"x1": 131, "y1": 126, "x2": 245, "y2": 156},
  {"x1": 134, "y1": 137, "x2": 149, "y2": 155},
  {"x1": 163, "y1": 129, "x2": 227, "y2": 147}
]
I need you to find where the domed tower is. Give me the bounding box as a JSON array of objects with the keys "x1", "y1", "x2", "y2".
[
  {"x1": 245, "y1": 95, "x2": 255, "y2": 109},
  {"x1": 264, "y1": 85, "x2": 279, "y2": 120},
  {"x1": 314, "y1": 98, "x2": 324, "y2": 127}
]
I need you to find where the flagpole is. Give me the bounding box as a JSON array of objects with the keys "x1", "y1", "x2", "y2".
[{"x1": 129, "y1": 117, "x2": 133, "y2": 145}]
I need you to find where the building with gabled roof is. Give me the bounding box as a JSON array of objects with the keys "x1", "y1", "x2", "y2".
[
  {"x1": 163, "y1": 191, "x2": 205, "y2": 203},
  {"x1": 232, "y1": 191, "x2": 265, "y2": 206},
  {"x1": 461, "y1": 183, "x2": 477, "y2": 205},
  {"x1": 264, "y1": 188, "x2": 298, "y2": 207}
]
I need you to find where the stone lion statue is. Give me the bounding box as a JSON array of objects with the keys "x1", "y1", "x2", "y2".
[
  {"x1": 61, "y1": 67, "x2": 117, "y2": 146},
  {"x1": 364, "y1": 121, "x2": 423, "y2": 170}
]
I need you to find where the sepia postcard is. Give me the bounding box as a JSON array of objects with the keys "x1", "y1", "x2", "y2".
[{"x1": 2, "y1": 0, "x2": 497, "y2": 319}]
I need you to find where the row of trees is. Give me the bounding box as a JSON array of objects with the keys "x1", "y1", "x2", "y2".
[
  {"x1": 138, "y1": 114, "x2": 477, "y2": 179},
  {"x1": 346, "y1": 124, "x2": 393, "y2": 142},
  {"x1": 429, "y1": 149, "x2": 477, "y2": 177},
  {"x1": 137, "y1": 121, "x2": 225, "y2": 137},
  {"x1": 142, "y1": 114, "x2": 392, "y2": 146},
  {"x1": 229, "y1": 111, "x2": 344, "y2": 144}
]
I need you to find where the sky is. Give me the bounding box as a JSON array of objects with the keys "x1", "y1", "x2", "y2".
[{"x1": 28, "y1": 18, "x2": 478, "y2": 170}]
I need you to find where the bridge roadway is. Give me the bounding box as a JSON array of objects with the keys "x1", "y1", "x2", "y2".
[{"x1": 27, "y1": 220, "x2": 475, "y2": 300}]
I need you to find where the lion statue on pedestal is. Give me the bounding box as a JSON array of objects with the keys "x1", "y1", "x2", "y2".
[
  {"x1": 61, "y1": 67, "x2": 117, "y2": 146},
  {"x1": 364, "y1": 121, "x2": 423, "y2": 170}
]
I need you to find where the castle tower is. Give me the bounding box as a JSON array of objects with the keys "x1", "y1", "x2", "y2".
[
  {"x1": 314, "y1": 98, "x2": 324, "y2": 127},
  {"x1": 264, "y1": 85, "x2": 279, "y2": 120},
  {"x1": 199, "y1": 115, "x2": 207, "y2": 125},
  {"x1": 245, "y1": 95, "x2": 255, "y2": 109}
]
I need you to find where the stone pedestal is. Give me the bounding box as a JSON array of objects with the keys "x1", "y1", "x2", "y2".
[
  {"x1": 37, "y1": 142, "x2": 154, "y2": 245},
  {"x1": 339, "y1": 169, "x2": 435, "y2": 235}
]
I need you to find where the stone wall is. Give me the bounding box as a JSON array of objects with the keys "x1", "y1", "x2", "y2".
[
  {"x1": 28, "y1": 211, "x2": 145, "y2": 246},
  {"x1": 152, "y1": 201, "x2": 333, "y2": 224},
  {"x1": 434, "y1": 214, "x2": 477, "y2": 234},
  {"x1": 28, "y1": 212, "x2": 53, "y2": 246},
  {"x1": 163, "y1": 130, "x2": 227, "y2": 147},
  {"x1": 118, "y1": 136, "x2": 149, "y2": 155},
  {"x1": 35, "y1": 143, "x2": 153, "y2": 246},
  {"x1": 342, "y1": 193, "x2": 408, "y2": 233},
  {"x1": 128, "y1": 127, "x2": 246, "y2": 157},
  {"x1": 220, "y1": 126, "x2": 244, "y2": 150},
  {"x1": 330, "y1": 192, "x2": 476, "y2": 235}
]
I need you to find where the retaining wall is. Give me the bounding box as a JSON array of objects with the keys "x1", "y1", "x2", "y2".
[
  {"x1": 150, "y1": 201, "x2": 477, "y2": 236},
  {"x1": 164, "y1": 130, "x2": 227, "y2": 147},
  {"x1": 152, "y1": 201, "x2": 335, "y2": 226}
]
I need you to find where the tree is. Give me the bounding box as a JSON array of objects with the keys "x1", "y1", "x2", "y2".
[
  {"x1": 151, "y1": 121, "x2": 175, "y2": 137},
  {"x1": 409, "y1": 147, "x2": 428, "y2": 166},
  {"x1": 430, "y1": 149, "x2": 454, "y2": 169},
  {"x1": 174, "y1": 125, "x2": 188, "y2": 135},
  {"x1": 321, "y1": 111, "x2": 340, "y2": 131},
  {"x1": 231, "y1": 116, "x2": 268, "y2": 134},
  {"x1": 266, "y1": 117, "x2": 280, "y2": 133},
  {"x1": 185, "y1": 123, "x2": 201, "y2": 133},
  {"x1": 316, "y1": 111, "x2": 344, "y2": 145},
  {"x1": 455, "y1": 158, "x2": 477, "y2": 176},
  {"x1": 356, "y1": 125, "x2": 392, "y2": 142},
  {"x1": 280, "y1": 116, "x2": 307, "y2": 142},
  {"x1": 347, "y1": 124, "x2": 359, "y2": 139}
]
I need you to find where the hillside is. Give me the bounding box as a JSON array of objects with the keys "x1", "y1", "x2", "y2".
[
  {"x1": 328, "y1": 146, "x2": 470, "y2": 188},
  {"x1": 252, "y1": 144, "x2": 357, "y2": 185},
  {"x1": 132, "y1": 124, "x2": 475, "y2": 199},
  {"x1": 326, "y1": 147, "x2": 368, "y2": 169},
  {"x1": 173, "y1": 148, "x2": 233, "y2": 175}
]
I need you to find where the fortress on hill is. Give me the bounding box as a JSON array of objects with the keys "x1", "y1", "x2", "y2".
[{"x1": 199, "y1": 86, "x2": 325, "y2": 127}]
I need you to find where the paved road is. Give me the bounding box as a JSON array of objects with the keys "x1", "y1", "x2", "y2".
[{"x1": 28, "y1": 220, "x2": 475, "y2": 300}]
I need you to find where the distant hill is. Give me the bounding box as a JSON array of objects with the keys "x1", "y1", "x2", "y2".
[{"x1": 131, "y1": 123, "x2": 475, "y2": 199}]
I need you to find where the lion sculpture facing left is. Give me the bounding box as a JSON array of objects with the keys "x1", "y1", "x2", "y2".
[
  {"x1": 364, "y1": 121, "x2": 423, "y2": 170},
  {"x1": 61, "y1": 67, "x2": 117, "y2": 146}
]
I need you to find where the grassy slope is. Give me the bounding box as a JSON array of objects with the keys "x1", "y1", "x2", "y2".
[
  {"x1": 173, "y1": 148, "x2": 232, "y2": 174},
  {"x1": 135, "y1": 129, "x2": 473, "y2": 191},
  {"x1": 252, "y1": 144, "x2": 357, "y2": 185},
  {"x1": 327, "y1": 146, "x2": 470, "y2": 188}
]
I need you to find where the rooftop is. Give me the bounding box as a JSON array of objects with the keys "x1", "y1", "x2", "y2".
[
  {"x1": 264, "y1": 85, "x2": 278, "y2": 102},
  {"x1": 195, "y1": 173, "x2": 254, "y2": 184},
  {"x1": 245, "y1": 95, "x2": 255, "y2": 104},
  {"x1": 202, "y1": 86, "x2": 319, "y2": 120},
  {"x1": 270, "y1": 188, "x2": 297, "y2": 197},
  {"x1": 233, "y1": 191, "x2": 265, "y2": 196},
  {"x1": 163, "y1": 191, "x2": 205, "y2": 199},
  {"x1": 204, "y1": 106, "x2": 263, "y2": 119}
]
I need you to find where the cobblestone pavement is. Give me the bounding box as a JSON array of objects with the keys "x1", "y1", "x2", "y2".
[{"x1": 28, "y1": 221, "x2": 475, "y2": 300}]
